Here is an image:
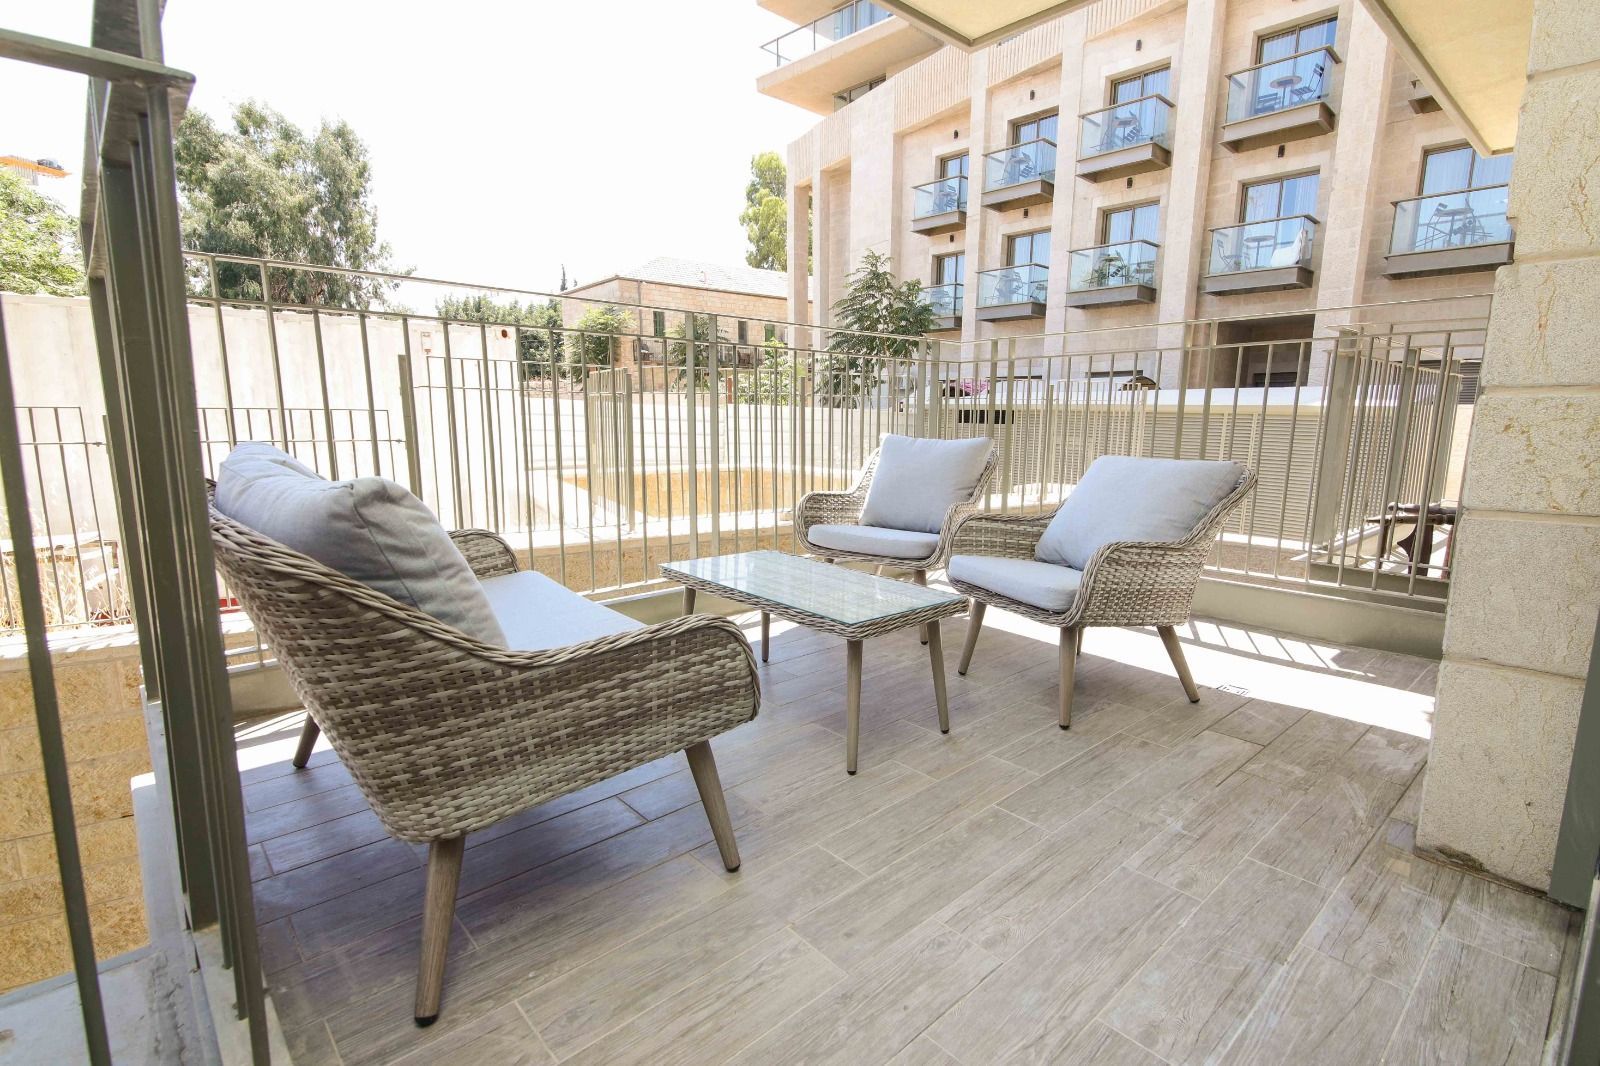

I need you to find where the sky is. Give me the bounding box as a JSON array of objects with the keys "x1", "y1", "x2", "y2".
[{"x1": 1, "y1": 0, "x2": 815, "y2": 295}]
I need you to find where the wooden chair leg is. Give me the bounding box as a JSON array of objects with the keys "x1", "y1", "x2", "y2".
[
  {"x1": 682, "y1": 586, "x2": 697, "y2": 615},
  {"x1": 958, "y1": 600, "x2": 986, "y2": 676},
  {"x1": 414, "y1": 835, "x2": 465, "y2": 1027},
  {"x1": 1158, "y1": 625, "x2": 1200, "y2": 703},
  {"x1": 685, "y1": 741, "x2": 740, "y2": 871},
  {"x1": 291, "y1": 714, "x2": 320, "y2": 769},
  {"x1": 760, "y1": 611, "x2": 770, "y2": 663},
  {"x1": 1059, "y1": 626, "x2": 1078, "y2": 730},
  {"x1": 913, "y1": 569, "x2": 929, "y2": 645}
]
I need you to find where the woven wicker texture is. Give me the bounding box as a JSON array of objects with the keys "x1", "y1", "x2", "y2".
[
  {"x1": 948, "y1": 467, "x2": 1258, "y2": 629},
  {"x1": 208, "y1": 489, "x2": 760, "y2": 843},
  {"x1": 796, "y1": 446, "x2": 1000, "y2": 569}
]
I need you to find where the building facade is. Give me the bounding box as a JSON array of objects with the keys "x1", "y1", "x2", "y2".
[{"x1": 762, "y1": 0, "x2": 1514, "y2": 385}]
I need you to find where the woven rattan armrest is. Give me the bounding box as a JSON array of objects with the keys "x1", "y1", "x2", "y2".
[
  {"x1": 448, "y1": 528, "x2": 519, "y2": 578},
  {"x1": 949, "y1": 511, "x2": 1053, "y2": 562},
  {"x1": 795, "y1": 452, "x2": 878, "y2": 539}
]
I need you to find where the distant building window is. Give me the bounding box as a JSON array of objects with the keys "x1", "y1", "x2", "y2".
[
  {"x1": 764, "y1": 323, "x2": 779, "y2": 343},
  {"x1": 1111, "y1": 66, "x2": 1170, "y2": 104},
  {"x1": 652, "y1": 310, "x2": 666, "y2": 336},
  {"x1": 939, "y1": 153, "x2": 969, "y2": 179},
  {"x1": 832, "y1": 75, "x2": 885, "y2": 111},
  {"x1": 1011, "y1": 113, "x2": 1059, "y2": 145},
  {"x1": 1257, "y1": 17, "x2": 1336, "y2": 61},
  {"x1": 1241, "y1": 172, "x2": 1320, "y2": 221},
  {"x1": 1006, "y1": 229, "x2": 1051, "y2": 267},
  {"x1": 737, "y1": 320, "x2": 749, "y2": 344},
  {"x1": 1102, "y1": 202, "x2": 1161, "y2": 244},
  {"x1": 1420, "y1": 145, "x2": 1513, "y2": 194}
]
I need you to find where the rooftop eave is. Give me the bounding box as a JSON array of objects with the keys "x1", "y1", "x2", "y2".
[{"x1": 871, "y1": 0, "x2": 1099, "y2": 49}]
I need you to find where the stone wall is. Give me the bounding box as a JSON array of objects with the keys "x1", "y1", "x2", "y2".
[
  {"x1": 1417, "y1": 0, "x2": 1600, "y2": 891},
  {"x1": 0, "y1": 630, "x2": 150, "y2": 992}
]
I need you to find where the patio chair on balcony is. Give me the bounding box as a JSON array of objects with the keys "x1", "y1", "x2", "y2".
[
  {"x1": 797, "y1": 435, "x2": 997, "y2": 626},
  {"x1": 205, "y1": 445, "x2": 759, "y2": 1026},
  {"x1": 947, "y1": 455, "x2": 1254, "y2": 728}
]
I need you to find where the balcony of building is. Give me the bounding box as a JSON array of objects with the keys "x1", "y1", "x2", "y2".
[
  {"x1": 981, "y1": 139, "x2": 1056, "y2": 210},
  {"x1": 918, "y1": 281, "x2": 963, "y2": 330},
  {"x1": 1219, "y1": 47, "x2": 1340, "y2": 153},
  {"x1": 910, "y1": 176, "x2": 968, "y2": 236},
  {"x1": 1384, "y1": 184, "x2": 1515, "y2": 277},
  {"x1": 1075, "y1": 95, "x2": 1174, "y2": 182},
  {"x1": 756, "y1": 0, "x2": 938, "y2": 114},
  {"x1": 973, "y1": 264, "x2": 1049, "y2": 320},
  {"x1": 1063, "y1": 240, "x2": 1159, "y2": 308},
  {"x1": 1202, "y1": 216, "x2": 1318, "y2": 295}
]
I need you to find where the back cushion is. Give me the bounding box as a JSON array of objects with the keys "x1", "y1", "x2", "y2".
[
  {"x1": 1035, "y1": 456, "x2": 1247, "y2": 570},
  {"x1": 859, "y1": 435, "x2": 994, "y2": 534},
  {"x1": 215, "y1": 445, "x2": 508, "y2": 646}
]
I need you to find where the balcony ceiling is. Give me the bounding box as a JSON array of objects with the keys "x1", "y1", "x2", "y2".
[
  {"x1": 757, "y1": 17, "x2": 939, "y2": 114},
  {"x1": 873, "y1": 0, "x2": 1098, "y2": 48},
  {"x1": 1356, "y1": 0, "x2": 1532, "y2": 154}
]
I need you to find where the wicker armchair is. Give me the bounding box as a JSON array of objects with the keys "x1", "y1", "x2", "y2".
[
  {"x1": 948, "y1": 464, "x2": 1255, "y2": 728},
  {"x1": 207, "y1": 493, "x2": 759, "y2": 1025}
]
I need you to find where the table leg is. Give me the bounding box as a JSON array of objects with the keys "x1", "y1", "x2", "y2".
[
  {"x1": 682, "y1": 587, "x2": 696, "y2": 615},
  {"x1": 845, "y1": 639, "x2": 863, "y2": 775},
  {"x1": 927, "y1": 620, "x2": 949, "y2": 734},
  {"x1": 913, "y1": 569, "x2": 930, "y2": 646},
  {"x1": 760, "y1": 611, "x2": 770, "y2": 663}
]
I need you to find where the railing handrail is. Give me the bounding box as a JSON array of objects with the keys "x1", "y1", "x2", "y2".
[
  {"x1": 922, "y1": 280, "x2": 964, "y2": 290},
  {"x1": 759, "y1": 1, "x2": 892, "y2": 63},
  {"x1": 977, "y1": 262, "x2": 1050, "y2": 274},
  {"x1": 1389, "y1": 182, "x2": 1510, "y2": 207},
  {"x1": 912, "y1": 174, "x2": 968, "y2": 190},
  {"x1": 1078, "y1": 92, "x2": 1175, "y2": 120},
  {"x1": 1069, "y1": 238, "x2": 1161, "y2": 254},
  {"x1": 1211, "y1": 213, "x2": 1322, "y2": 232},
  {"x1": 984, "y1": 136, "x2": 1057, "y2": 156},
  {"x1": 1227, "y1": 44, "x2": 1342, "y2": 79}
]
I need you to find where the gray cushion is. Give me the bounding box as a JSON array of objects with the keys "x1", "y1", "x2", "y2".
[
  {"x1": 806, "y1": 523, "x2": 941, "y2": 560},
  {"x1": 859, "y1": 435, "x2": 993, "y2": 534},
  {"x1": 1035, "y1": 456, "x2": 1246, "y2": 570},
  {"x1": 479, "y1": 570, "x2": 642, "y2": 651},
  {"x1": 215, "y1": 445, "x2": 508, "y2": 646},
  {"x1": 948, "y1": 555, "x2": 1082, "y2": 613}
]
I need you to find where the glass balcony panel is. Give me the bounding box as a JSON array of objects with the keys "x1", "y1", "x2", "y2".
[
  {"x1": 1078, "y1": 95, "x2": 1174, "y2": 158},
  {"x1": 976, "y1": 264, "x2": 1049, "y2": 306},
  {"x1": 1224, "y1": 47, "x2": 1337, "y2": 123},
  {"x1": 912, "y1": 176, "x2": 968, "y2": 218},
  {"x1": 919, "y1": 282, "x2": 964, "y2": 316},
  {"x1": 1067, "y1": 240, "x2": 1160, "y2": 290},
  {"x1": 1207, "y1": 216, "x2": 1317, "y2": 275},
  {"x1": 982, "y1": 139, "x2": 1057, "y2": 191},
  {"x1": 1390, "y1": 184, "x2": 1512, "y2": 254},
  {"x1": 761, "y1": 0, "x2": 892, "y2": 67}
]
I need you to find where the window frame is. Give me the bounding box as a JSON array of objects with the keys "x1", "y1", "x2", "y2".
[
  {"x1": 1255, "y1": 14, "x2": 1338, "y2": 63},
  {"x1": 1238, "y1": 169, "x2": 1322, "y2": 223},
  {"x1": 1010, "y1": 110, "x2": 1060, "y2": 146},
  {"x1": 933, "y1": 250, "x2": 966, "y2": 285},
  {"x1": 937, "y1": 151, "x2": 970, "y2": 180},
  {"x1": 1005, "y1": 228, "x2": 1052, "y2": 267},
  {"x1": 1108, "y1": 65, "x2": 1172, "y2": 106},
  {"x1": 1100, "y1": 200, "x2": 1162, "y2": 245},
  {"x1": 1418, "y1": 142, "x2": 1514, "y2": 196}
]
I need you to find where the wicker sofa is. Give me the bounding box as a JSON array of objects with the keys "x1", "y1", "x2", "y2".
[
  {"x1": 208, "y1": 495, "x2": 759, "y2": 1026},
  {"x1": 948, "y1": 457, "x2": 1255, "y2": 729}
]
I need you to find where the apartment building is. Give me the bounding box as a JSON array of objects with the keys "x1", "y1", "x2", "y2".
[{"x1": 760, "y1": 0, "x2": 1515, "y2": 386}]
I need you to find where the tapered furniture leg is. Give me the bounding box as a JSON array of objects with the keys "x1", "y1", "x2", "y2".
[
  {"x1": 760, "y1": 611, "x2": 770, "y2": 663},
  {"x1": 928, "y1": 620, "x2": 950, "y2": 734},
  {"x1": 913, "y1": 569, "x2": 930, "y2": 645},
  {"x1": 845, "y1": 639, "x2": 863, "y2": 774},
  {"x1": 1075, "y1": 627, "x2": 1085, "y2": 658},
  {"x1": 685, "y1": 740, "x2": 740, "y2": 871},
  {"x1": 1158, "y1": 625, "x2": 1200, "y2": 703},
  {"x1": 414, "y1": 835, "x2": 465, "y2": 1026},
  {"x1": 682, "y1": 586, "x2": 697, "y2": 615},
  {"x1": 1059, "y1": 626, "x2": 1078, "y2": 730},
  {"x1": 958, "y1": 600, "x2": 986, "y2": 676},
  {"x1": 291, "y1": 714, "x2": 320, "y2": 769}
]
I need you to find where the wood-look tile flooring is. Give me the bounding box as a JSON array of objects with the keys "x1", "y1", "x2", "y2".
[{"x1": 237, "y1": 611, "x2": 1577, "y2": 1066}]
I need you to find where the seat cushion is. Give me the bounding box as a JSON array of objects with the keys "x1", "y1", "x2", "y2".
[
  {"x1": 215, "y1": 444, "x2": 507, "y2": 646},
  {"x1": 806, "y1": 523, "x2": 941, "y2": 560},
  {"x1": 948, "y1": 555, "x2": 1082, "y2": 613},
  {"x1": 1035, "y1": 456, "x2": 1247, "y2": 570},
  {"x1": 479, "y1": 570, "x2": 643, "y2": 651},
  {"x1": 859, "y1": 434, "x2": 993, "y2": 534}
]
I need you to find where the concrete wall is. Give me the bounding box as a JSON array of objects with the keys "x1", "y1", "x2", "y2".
[{"x1": 1416, "y1": 0, "x2": 1600, "y2": 892}]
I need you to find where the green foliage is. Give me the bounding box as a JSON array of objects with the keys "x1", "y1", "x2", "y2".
[
  {"x1": 435, "y1": 294, "x2": 563, "y2": 380},
  {"x1": 0, "y1": 170, "x2": 85, "y2": 296},
  {"x1": 823, "y1": 250, "x2": 934, "y2": 407},
  {"x1": 739, "y1": 152, "x2": 788, "y2": 271},
  {"x1": 177, "y1": 101, "x2": 405, "y2": 308},
  {"x1": 569, "y1": 305, "x2": 630, "y2": 379},
  {"x1": 664, "y1": 313, "x2": 730, "y2": 391},
  {"x1": 734, "y1": 339, "x2": 802, "y2": 405}
]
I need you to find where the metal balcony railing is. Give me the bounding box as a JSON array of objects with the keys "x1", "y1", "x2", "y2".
[
  {"x1": 1224, "y1": 47, "x2": 1339, "y2": 123},
  {"x1": 983, "y1": 138, "x2": 1056, "y2": 190},
  {"x1": 1078, "y1": 95, "x2": 1174, "y2": 158},
  {"x1": 912, "y1": 176, "x2": 968, "y2": 218},
  {"x1": 976, "y1": 264, "x2": 1049, "y2": 306},
  {"x1": 1208, "y1": 215, "x2": 1318, "y2": 275},
  {"x1": 1067, "y1": 240, "x2": 1159, "y2": 290},
  {"x1": 760, "y1": 0, "x2": 892, "y2": 67},
  {"x1": 1390, "y1": 184, "x2": 1512, "y2": 254},
  {"x1": 919, "y1": 281, "x2": 964, "y2": 317}
]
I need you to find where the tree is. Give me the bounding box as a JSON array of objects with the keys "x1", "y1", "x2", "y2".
[
  {"x1": 739, "y1": 152, "x2": 788, "y2": 270},
  {"x1": 664, "y1": 313, "x2": 731, "y2": 390},
  {"x1": 435, "y1": 294, "x2": 563, "y2": 382},
  {"x1": 734, "y1": 339, "x2": 801, "y2": 406},
  {"x1": 569, "y1": 305, "x2": 630, "y2": 381},
  {"x1": 823, "y1": 250, "x2": 935, "y2": 407},
  {"x1": 176, "y1": 101, "x2": 405, "y2": 308},
  {"x1": 0, "y1": 170, "x2": 85, "y2": 296}
]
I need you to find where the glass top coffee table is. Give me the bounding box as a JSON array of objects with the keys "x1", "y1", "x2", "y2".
[{"x1": 662, "y1": 551, "x2": 966, "y2": 774}]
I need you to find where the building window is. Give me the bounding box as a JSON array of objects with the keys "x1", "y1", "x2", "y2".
[
  {"x1": 1257, "y1": 16, "x2": 1337, "y2": 61},
  {"x1": 934, "y1": 251, "x2": 966, "y2": 284},
  {"x1": 737, "y1": 320, "x2": 749, "y2": 344},
  {"x1": 1111, "y1": 66, "x2": 1171, "y2": 104},
  {"x1": 939, "y1": 153, "x2": 969, "y2": 179},
  {"x1": 832, "y1": 75, "x2": 885, "y2": 110},
  {"x1": 1006, "y1": 229, "x2": 1051, "y2": 267},
  {"x1": 1012, "y1": 113, "x2": 1059, "y2": 145},
  {"x1": 1242, "y1": 172, "x2": 1320, "y2": 221},
  {"x1": 1102, "y1": 202, "x2": 1161, "y2": 244},
  {"x1": 764, "y1": 323, "x2": 779, "y2": 343},
  {"x1": 1420, "y1": 145, "x2": 1514, "y2": 194},
  {"x1": 652, "y1": 310, "x2": 666, "y2": 337}
]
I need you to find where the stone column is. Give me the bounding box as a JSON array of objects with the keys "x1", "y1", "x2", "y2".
[
  {"x1": 812, "y1": 163, "x2": 834, "y2": 351},
  {"x1": 960, "y1": 50, "x2": 992, "y2": 349},
  {"x1": 1416, "y1": 0, "x2": 1600, "y2": 892},
  {"x1": 786, "y1": 172, "x2": 811, "y2": 330},
  {"x1": 1042, "y1": 8, "x2": 1090, "y2": 356}
]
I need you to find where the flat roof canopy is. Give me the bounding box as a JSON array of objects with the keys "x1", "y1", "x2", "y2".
[{"x1": 872, "y1": 0, "x2": 1098, "y2": 49}]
